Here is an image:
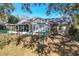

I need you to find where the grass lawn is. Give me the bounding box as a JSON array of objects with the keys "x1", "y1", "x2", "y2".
[
  {"x1": 0, "y1": 33, "x2": 38, "y2": 56},
  {"x1": 0, "y1": 33, "x2": 59, "y2": 56},
  {"x1": 0, "y1": 43, "x2": 38, "y2": 56},
  {"x1": 0, "y1": 42, "x2": 59, "y2": 56},
  {"x1": 0, "y1": 33, "x2": 79, "y2": 56}
]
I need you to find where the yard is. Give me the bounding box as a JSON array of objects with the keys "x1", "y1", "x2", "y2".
[{"x1": 0, "y1": 33, "x2": 79, "y2": 56}]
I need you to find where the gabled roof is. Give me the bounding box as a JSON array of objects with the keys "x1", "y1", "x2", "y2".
[
  {"x1": 12, "y1": 15, "x2": 72, "y2": 26},
  {"x1": 31, "y1": 18, "x2": 47, "y2": 23},
  {"x1": 17, "y1": 19, "x2": 30, "y2": 25}
]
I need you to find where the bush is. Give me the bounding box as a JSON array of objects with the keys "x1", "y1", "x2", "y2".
[{"x1": 69, "y1": 25, "x2": 79, "y2": 41}]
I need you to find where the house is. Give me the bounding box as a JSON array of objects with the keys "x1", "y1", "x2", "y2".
[{"x1": 4, "y1": 16, "x2": 72, "y2": 36}]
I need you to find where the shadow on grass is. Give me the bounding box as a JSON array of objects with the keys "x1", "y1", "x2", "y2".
[{"x1": 2, "y1": 33, "x2": 78, "y2": 56}]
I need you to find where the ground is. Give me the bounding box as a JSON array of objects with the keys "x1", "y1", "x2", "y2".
[
  {"x1": 0, "y1": 42, "x2": 60, "y2": 56},
  {"x1": 0, "y1": 33, "x2": 79, "y2": 56}
]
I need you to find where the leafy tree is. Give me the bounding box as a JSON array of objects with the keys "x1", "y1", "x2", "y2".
[
  {"x1": 8, "y1": 15, "x2": 19, "y2": 24},
  {"x1": 0, "y1": 3, "x2": 15, "y2": 22},
  {"x1": 21, "y1": 3, "x2": 79, "y2": 15},
  {"x1": 73, "y1": 14, "x2": 79, "y2": 26}
]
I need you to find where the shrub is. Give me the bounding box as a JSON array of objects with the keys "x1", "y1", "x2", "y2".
[{"x1": 69, "y1": 25, "x2": 79, "y2": 41}]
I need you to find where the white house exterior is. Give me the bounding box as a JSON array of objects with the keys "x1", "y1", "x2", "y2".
[{"x1": 3, "y1": 15, "x2": 72, "y2": 36}]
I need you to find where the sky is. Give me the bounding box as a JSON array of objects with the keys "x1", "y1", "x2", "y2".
[{"x1": 12, "y1": 3, "x2": 63, "y2": 18}]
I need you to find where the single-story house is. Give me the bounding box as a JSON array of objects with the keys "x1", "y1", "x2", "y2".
[{"x1": 4, "y1": 16, "x2": 72, "y2": 35}]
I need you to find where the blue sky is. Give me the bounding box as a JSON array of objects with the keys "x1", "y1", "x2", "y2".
[{"x1": 12, "y1": 3, "x2": 63, "y2": 18}]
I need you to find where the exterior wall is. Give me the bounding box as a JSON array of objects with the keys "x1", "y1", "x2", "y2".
[
  {"x1": 31, "y1": 23, "x2": 49, "y2": 33},
  {"x1": 6, "y1": 23, "x2": 70, "y2": 35}
]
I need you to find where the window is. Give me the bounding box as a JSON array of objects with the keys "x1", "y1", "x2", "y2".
[{"x1": 24, "y1": 25, "x2": 29, "y2": 32}]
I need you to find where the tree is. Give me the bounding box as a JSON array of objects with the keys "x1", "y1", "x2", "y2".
[
  {"x1": 8, "y1": 15, "x2": 19, "y2": 24},
  {"x1": 73, "y1": 14, "x2": 79, "y2": 25},
  {"x1": 0, "y1": 3, "x2": 15, "y2": 22},
  {"x1": 21, "y1": 3, "x2": 79, "y2": 16}
]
